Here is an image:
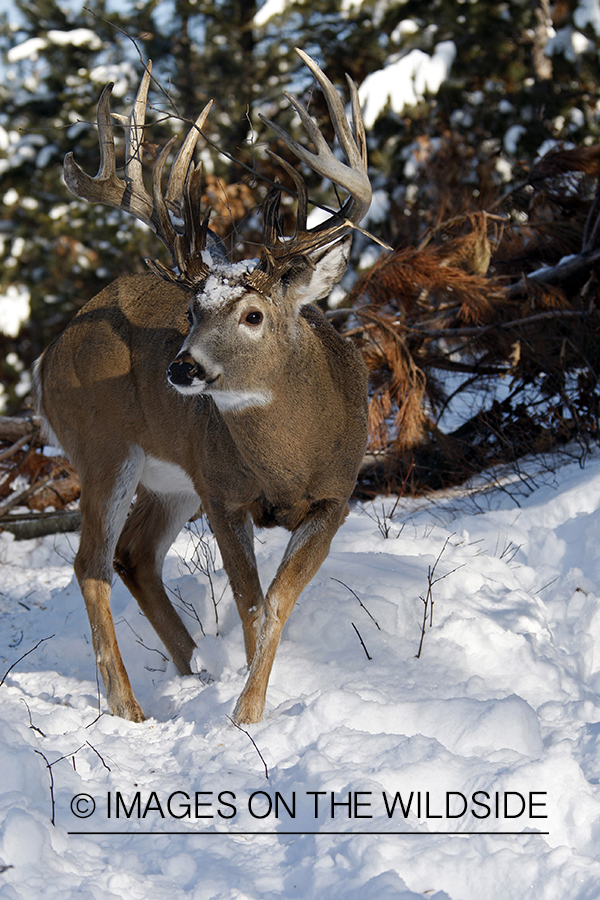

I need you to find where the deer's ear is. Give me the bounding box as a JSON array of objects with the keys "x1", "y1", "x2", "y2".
[{"x1": 285, "y1": 235, "x2": 352, "y2": 307}]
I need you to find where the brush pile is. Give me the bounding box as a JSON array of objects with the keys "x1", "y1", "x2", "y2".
[
  {"x1": 342, "y1": 143, "x2": 600, "y2": 497},
  {"x1": 0, "y1": 416, "x2": 80, "y2": 538}
]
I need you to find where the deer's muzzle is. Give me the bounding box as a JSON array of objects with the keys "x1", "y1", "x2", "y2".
[{"x1": 167, "y1": 352, "x2": 206, "y2": 388}]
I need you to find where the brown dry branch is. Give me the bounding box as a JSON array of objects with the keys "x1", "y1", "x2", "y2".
[
  {"x1": 0, "y1": 432, "x2": 31, "y2": 463},
  {"x1": 346, "y1": 140, "x2": 600, "y2": 498},
  {"x1": 0, "y1": 426, "x2": 80, "y2": 536},
  {"x1": 0, "y1": 451, "x2": 79, "y2": 513}
]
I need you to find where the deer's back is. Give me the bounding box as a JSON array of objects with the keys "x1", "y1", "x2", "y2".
[{"x1": 38, "y1": 274, "x2": 204, "y2": 464}]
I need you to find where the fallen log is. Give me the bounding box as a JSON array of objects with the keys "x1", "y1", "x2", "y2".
[
  {"x1": 0, "y1": 510, "x2": 81, "y2": 540},
  {"x1": 0, "y1": 415, "x2": 39, "y2": 442}
]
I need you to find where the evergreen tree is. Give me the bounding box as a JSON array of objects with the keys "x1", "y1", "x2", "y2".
[
  {"x1": 0, "y1": 0, "x2": 272, "y2": 410},
  {"x1": 0, "y1": 1, "x2": 149, "y2": 408}
]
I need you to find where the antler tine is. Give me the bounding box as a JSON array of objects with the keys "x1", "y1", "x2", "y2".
[
  {"x1": 64, "y1": 62, "x2": 215, "y2": 285},
  {"x1": 265, "y1": 150, "x2": 309, "y2": 233},
  {"x1": 164, "y1": 101, "x2": 213, "y2": 214},
  {"x1": 150, "y1": 101, "x2": 212, "y2": 251},
  {"x1": 257, "y1": 48, "x2": 371, "y2": 271},
  {"x1": 64, "y1": 63, "x2": 160, "y2": 234},
  {"x1": 152, "y1": 135, "x2": 179, "y2": 251},
  {"x1": 110, "y1": 64, "x2": 155, "y2": 222},
  {"x1": 63, "y1": 81, "x2": 142, "y2": 216},
  {"x1": 295, "y1": 47, "x2": 366, "y2": 177}
]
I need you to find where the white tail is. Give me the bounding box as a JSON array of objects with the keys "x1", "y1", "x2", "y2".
[{"x1": 37, "y1": 50, "x2": 371, "y2": 724}]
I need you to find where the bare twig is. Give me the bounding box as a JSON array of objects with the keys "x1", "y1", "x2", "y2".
[
  {"x1": 21, "y1": 698, "x2": 46, "y2": 737},
  {"x1": 179, "y1": 519, "x2": 227, "y2": 632},
  {"x1": 86, "y1": 740, "x2": 111, "y2": 771},
  {"x1": 0, "y1": 432, "x2": 32, "y2": 463},
  {"x1": 351, "y1": 622, "x2": 372, "y2": 660},
  {"x1": 388, "y1": 458, "x2": 416, "y2": 521},
  {"x1": 406, "y1": 307, "x2": 592, "y2": 340},
  {"x1": 0, "y1": 415, "x2": 38, "y2": 442},
  {"x1": 83, "y1": 665, "x2": 104, "y2": 727},
  {"x1": 34, "y1": 750, "x2": 56, "y2": 826},
  {"x1": 0, "y1": 635, "x2": 55, "y2": 688},
  {"x1": 118, "y1": 617, "x2": 168, "y2": 662},
  {"x1": 227, "y1": 716, "x2": 269, "y2": 779},
  {"x1": 416, "y1": 537, "x2": 464, "y2": 658},
  {"x1": 331, "y1": 578, "x2": 380, "y2": 629},
  {"x1": 506, "y1": 247, "x2": 600, "y2": 296},
  {"x1": 168, "y1": 584, "x2": 206, "y2": 637},
  {"x1": 35, "y1": 744, "x2": 86, "y2": 826},
  {"x1": 0, "y1": 474, "x2": 57, "y2": 517}
]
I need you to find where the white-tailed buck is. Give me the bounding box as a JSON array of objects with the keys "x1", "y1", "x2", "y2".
[{"x1": 36, "y1": 50, "x2": 371, "y2": 723}]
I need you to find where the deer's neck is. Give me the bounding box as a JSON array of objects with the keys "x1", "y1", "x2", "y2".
[{"x1": 220, "y1": 340, "x2": 353, "y2": 506}]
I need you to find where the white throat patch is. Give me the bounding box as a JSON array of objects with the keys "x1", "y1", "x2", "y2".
[{"x1": 206, "y1": 389, "x2": 273, "y2": 412}]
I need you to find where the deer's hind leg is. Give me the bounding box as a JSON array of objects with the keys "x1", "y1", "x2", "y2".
[
  {"x1": 114, "y1": 485, "x2": 199, "y2": 676},
  {"x1": 74, "y1": 449, "x2": 146, "y2": 722}
]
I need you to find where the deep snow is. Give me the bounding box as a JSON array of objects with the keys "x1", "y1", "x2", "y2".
[{"x1": 2, "y1": 451, "x2": 600, "y2": 898}]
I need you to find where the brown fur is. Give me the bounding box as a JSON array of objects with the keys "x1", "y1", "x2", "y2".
[{"x1": 38, "y1": 270, "x2": 368, "y2": 723}]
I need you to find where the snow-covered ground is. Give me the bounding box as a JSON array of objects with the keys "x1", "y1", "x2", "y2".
[{"x1": 2, "y1": 451, "x2": 600, "y2": 898}]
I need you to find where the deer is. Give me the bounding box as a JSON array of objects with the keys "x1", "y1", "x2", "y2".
[{"x1": 35, "y1": 49, "x2": 371, "y2": 724}]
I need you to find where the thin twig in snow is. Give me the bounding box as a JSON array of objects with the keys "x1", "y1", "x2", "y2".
[
  {"x1": 0, "y1": 634, "x2": 55, "y2": 688},
  {"x1": 331, "y1": 577, "x2": 381, "y2": 629},
  {"x1": 118, "y1": 617, "x2": 168, "y2": 662},
  {"x1": 86, "y1": 741, "x2": 111, "y2": 771},
  {"x1": 35, "y1": 744, "x2": 86, "y2": 826},
  {"x1": 21, "y1": 698, "x2": 46, "y2": 737},
  {"x1": 34, "y1": 750, "x2": 56, "y2": 826},
  {"x1": 227, "y1": 716, "x2": 269, "y2": 779},
  {"x1": 352, "y1": 622, "x2": 372, "y2": 660},
  {"x1": 416, "y1": 537, "x2": 464, "y2": 658}
]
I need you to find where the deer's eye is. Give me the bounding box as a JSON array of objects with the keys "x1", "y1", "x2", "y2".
[
  {"x1": 244, "y1": 310, "x2": 263, "y2": 326},
  {"x1": 187, "y1": 309, "x2": 194, "y2": 327}
]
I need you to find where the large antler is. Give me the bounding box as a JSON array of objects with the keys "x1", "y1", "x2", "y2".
[
  {"x1": 63, "y1": 62, "x2": 213, "y2": 285},
  {"x1": 64, "y1": 52, "x2": 371, "y2": 289},
  {"x1": 255, "y1": 48, "x2": 372, "y2": 279}
]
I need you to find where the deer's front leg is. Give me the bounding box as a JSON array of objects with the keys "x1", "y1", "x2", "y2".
[
  {"x1": 232, "y1": 499, "x2": 347, "y2": 724},
  {"x1": 206, "y1": 505, "x2": 265, "y2": 666}
]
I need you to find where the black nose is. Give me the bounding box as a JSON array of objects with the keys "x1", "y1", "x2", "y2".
[{"x1": 167, "y1": 353, "x2": 205, "y2": 386}]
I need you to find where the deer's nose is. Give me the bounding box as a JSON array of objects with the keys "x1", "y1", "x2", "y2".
[{"x1": 167, "y1": 352, "x2": 206, "y2": 387}]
